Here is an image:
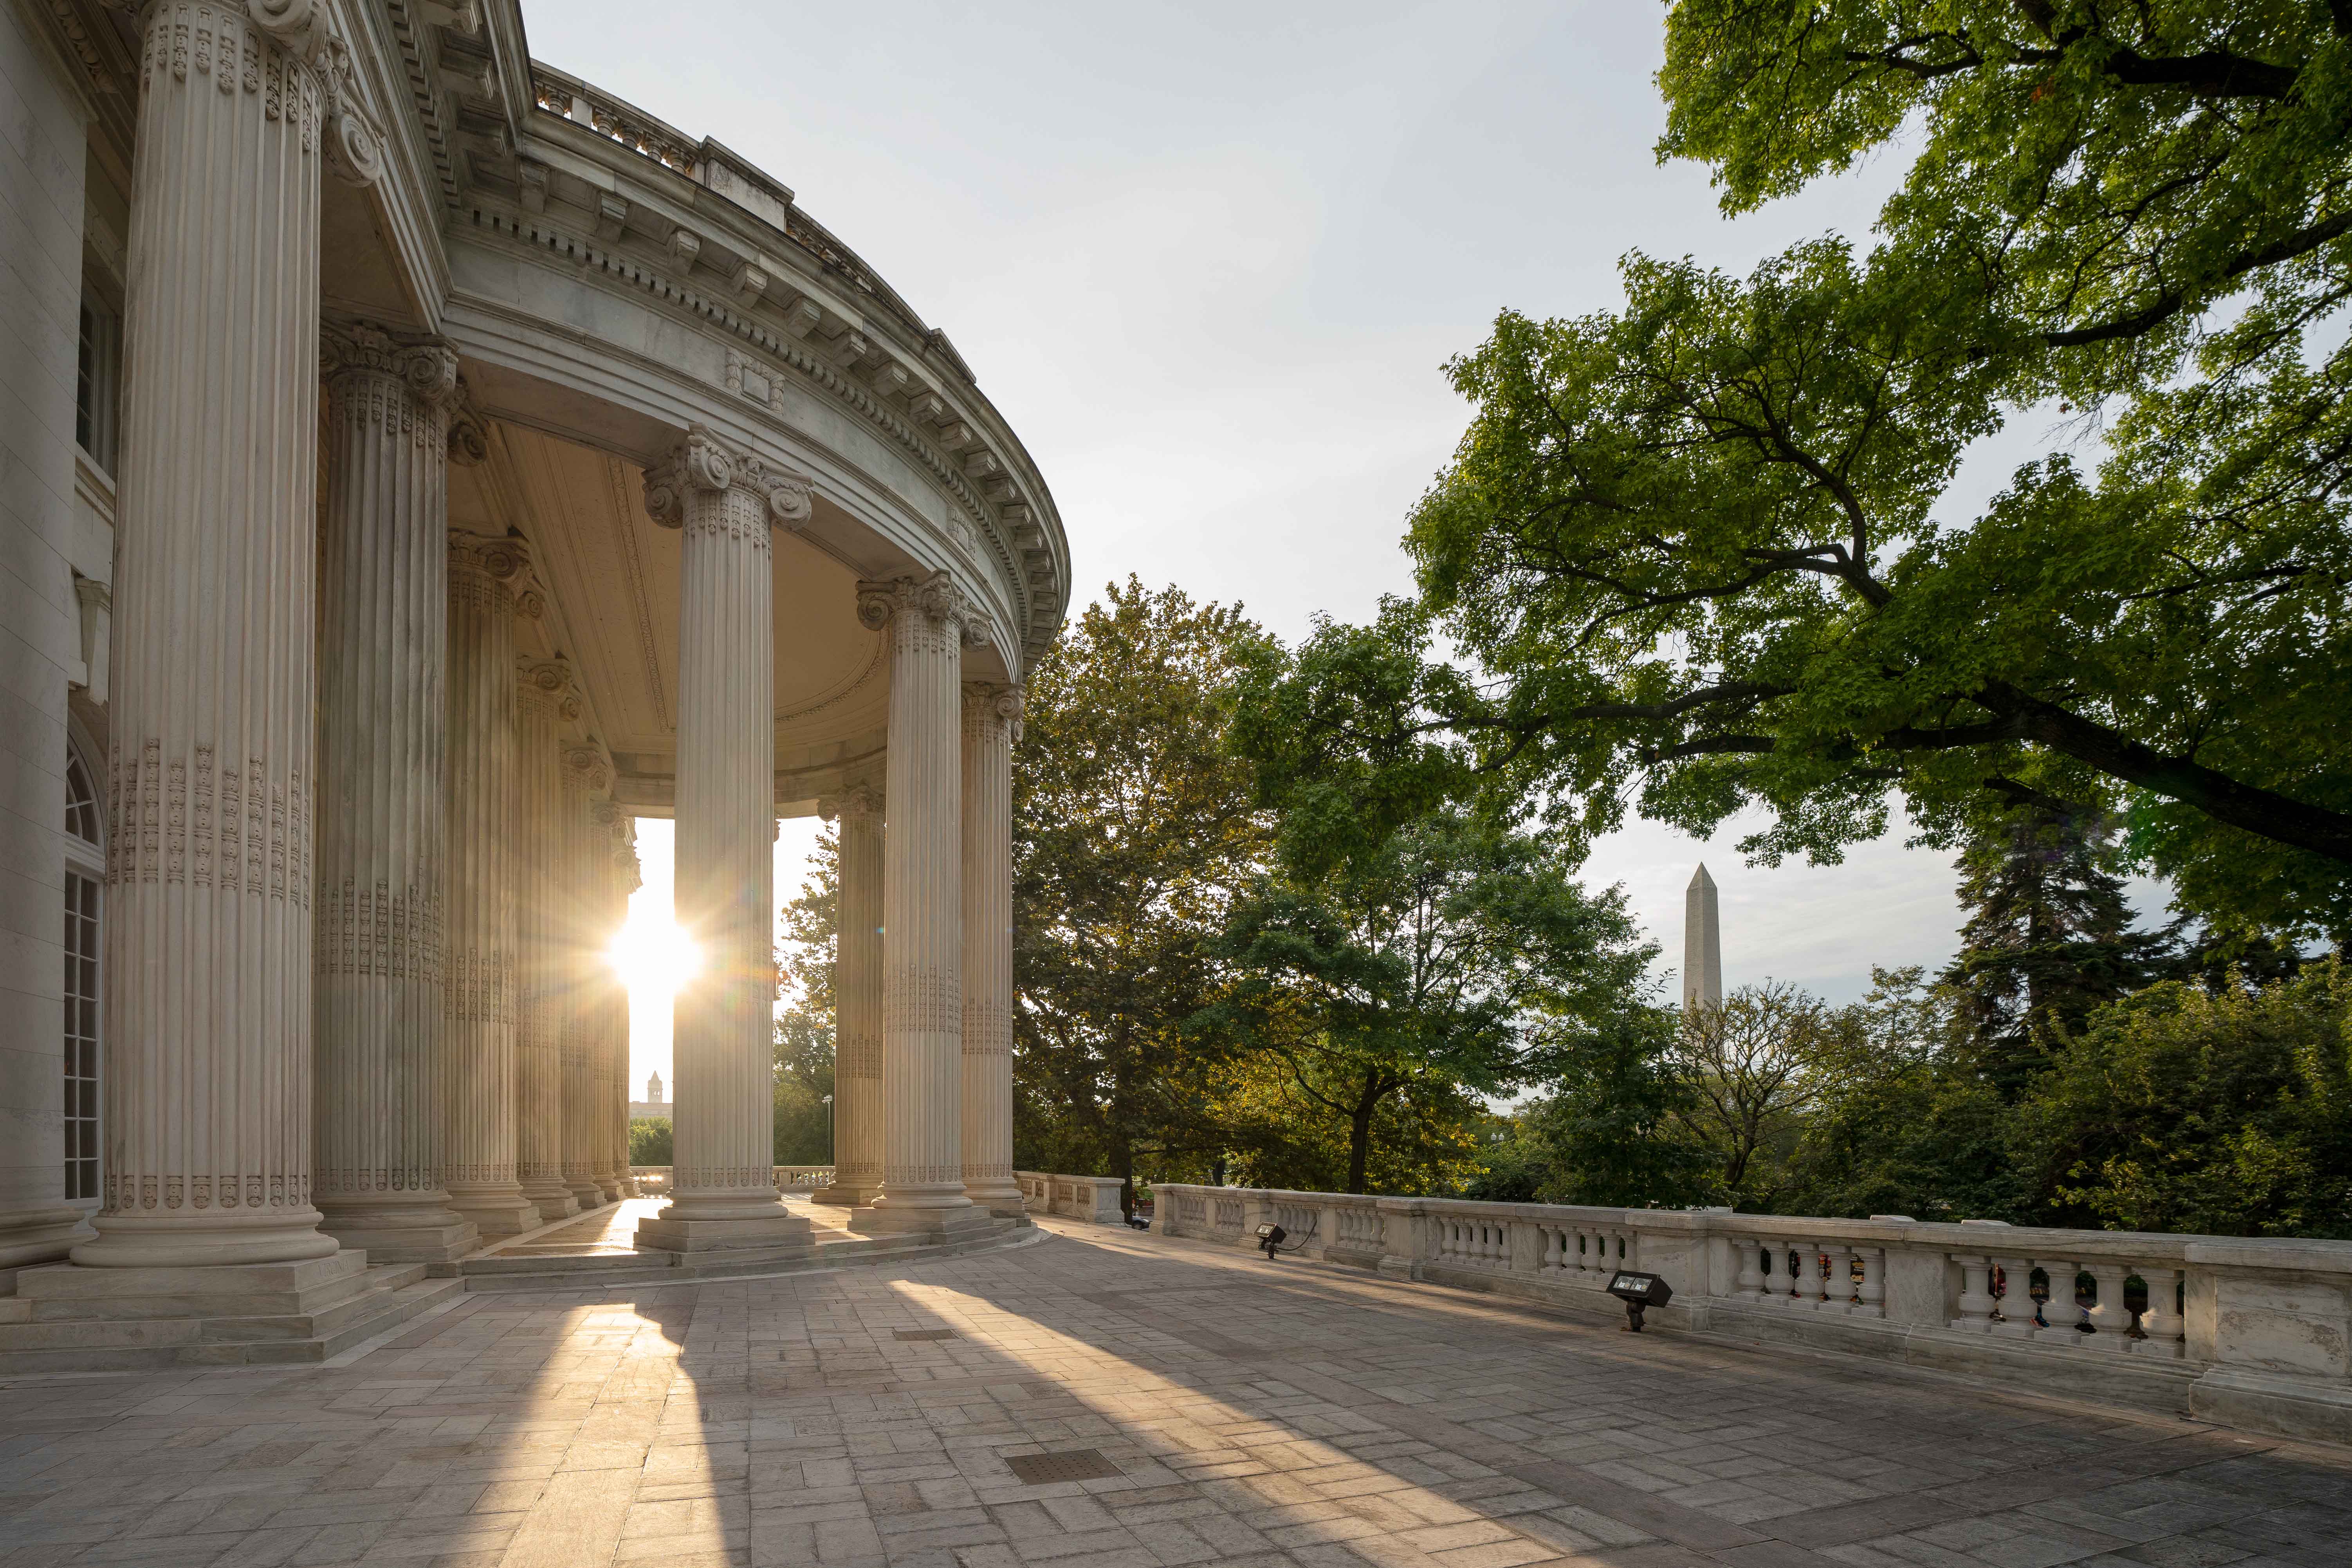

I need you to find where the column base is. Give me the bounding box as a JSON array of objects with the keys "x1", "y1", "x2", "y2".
[
  {"x1": 518, "y1": 1181, "x2": 579, "y2": 1225},
  {"x1": 634, "y1": 1207, "x2": 812, "y2": 1254},
  {"x1": 69, "y1": 1209, "x2": 341, "y2": 1269},
  {"x1": 0, "y1": 1204, "x2": 97, "y2": 1294},
  {"x1": 849, "y1": 1204, "x2": 997, "y2": 1243},
  {"x1": 18, "y1": 1248, "x2": 371, "y2": 1319},
  {"x1": 564, "y1": 1176, "x2": 605, "y2": 1210},
  {"x1": 812, "y1": 1180, "x2": 884, "y2": 1207},
  {"x1": 447, "y1": 1189, "x2": 544, "y2": 1238},
  {"x1": 963, "y1": 1179, "x2": 1027, "y2": 1219},
  {"x1": 317, "y1": 1218, "x2": 480, "y2": 1265},
  {"x1": 594, "y1": 1175, "x2": 624, "y2": 1203}
]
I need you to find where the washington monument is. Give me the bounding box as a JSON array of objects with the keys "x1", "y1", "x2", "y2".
[{"x1": 1684, "y1": 864, "x2": 1723, "y2": 1012}]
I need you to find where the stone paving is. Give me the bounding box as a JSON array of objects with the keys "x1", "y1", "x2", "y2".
[{"x1": 1, "y1": 1218, "x2": 2348, "y2": 1568}]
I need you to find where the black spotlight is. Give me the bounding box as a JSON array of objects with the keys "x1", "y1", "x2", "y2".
[
  {"x1": 1606, "y1": 1268, "x2": 1674, "y2": 1332},
  {"x1": 1255, "y1": 1222, "x2": 1287, "y2": 1259}
]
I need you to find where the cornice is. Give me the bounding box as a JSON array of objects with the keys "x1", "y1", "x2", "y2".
[{"x1": 456, "y1": 203, "x2": 1057, "y2": 664}]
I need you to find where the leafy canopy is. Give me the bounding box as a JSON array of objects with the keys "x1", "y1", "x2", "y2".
[{"x1": 1300, "y1": 2, "x2": 2352, "y2": 940}]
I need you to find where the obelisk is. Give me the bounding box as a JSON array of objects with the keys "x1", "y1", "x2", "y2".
[{"x1": 1683, "y1": 864, "x2": 1723, "y2": 1012}]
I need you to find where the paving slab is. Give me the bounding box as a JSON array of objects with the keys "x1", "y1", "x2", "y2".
[{"x1": 1, "y1": 1218, "x2": 2347, "y2": 1568}]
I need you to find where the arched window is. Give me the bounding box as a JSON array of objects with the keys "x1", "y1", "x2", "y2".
[{"x1": 62, "y1": 748, "x2": 101, "y2": 1204}]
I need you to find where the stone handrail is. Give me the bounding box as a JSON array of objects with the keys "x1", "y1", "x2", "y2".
[
  {"x1": 1153, "y1": 1184, "x2": 2352, "y2": 1445},
  {"x1": 1016, "y1": 1171, "x2": 1125, "y2": 1225},
  {"x1": 626, "y1": 1165, "x2": 833, "y2": 1194}
]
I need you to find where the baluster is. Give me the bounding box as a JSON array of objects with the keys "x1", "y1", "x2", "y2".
[
  {"x1": 2132, "y1": 1267, "x2": 2186, "y2": 1359},
  {"x1": 2036, "y1": 1259, "x2": 2084, "y2": 1344},
  {"x1": 1819, "y1": 1242, "x2": 1854, "y2": 1312},
  {"x1": 1952, "y1": 1254, "x2": 1996, "y2": 1331},
  {"x1": 1852, "y1": 1247, "x2": 1885, "y2": 1319},
  {"x1": 1792, "y1": 1243, "x2": 1827, "y2": 1308},
  {"x1": 1989, "y1": 1256, "x2": 2036, "y2": 1337},
  {"x1": 2082, "y1": 1260, "x2": 2131, "y2": 1351},
  {"x1": 1733, "y1": 1238, "x2": 1762, "y2": 1301},
  {"x1": 1541, "y1": 1226, "x2": 1562, "y2": 1273}
]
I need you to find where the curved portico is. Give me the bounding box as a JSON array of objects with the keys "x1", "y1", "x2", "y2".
[{"x1": 0, "y1": 0, "x2": 1068, "y2": 1320}]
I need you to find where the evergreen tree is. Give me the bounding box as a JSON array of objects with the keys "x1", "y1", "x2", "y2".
[{"x1": 1941, "y1": 803, "x2": 2160, "y2": 1095}]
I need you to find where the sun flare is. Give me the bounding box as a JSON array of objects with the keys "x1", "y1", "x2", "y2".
[{"x1": 610, "y1": 909, "x2": 700, "y2": 1003}]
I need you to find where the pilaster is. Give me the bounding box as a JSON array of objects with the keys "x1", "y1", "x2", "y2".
[
  {"x1": 814, "y1": 784, "x2": 884, "y2": 1205},
  {"x1": 961, "y1": 686, "x2": 1023, "y2": 1216},
  {"x1": 442, "y1": 533, "x2": 539, "y2": 1237},
  {"x1": 73, "y1": 2, "x2": 364, "y2": 1269},
  {"x1": 311, "y1": 320, "x2": 477, "y2": 1263},
  {"x1": 851, "y1": 572, "x2": 989, "y2": 1241},
  {"x1": 514, "y1": 657, "x2": 579, "y2": 1225},
  {"x1": 635, "y1": 426, "x2": 812, "y2": 1253}
]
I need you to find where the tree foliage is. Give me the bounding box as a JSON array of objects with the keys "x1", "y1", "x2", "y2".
[
  {"x1": 1013, "y1": 578, "x2": 1277, "y2": 1203},
  {"x1": 1265, "y1": 2, "x2": 2352, "y2": 941},
  {"x1": 773, "y1": 830, "x2": 838, "y2": 1166}
]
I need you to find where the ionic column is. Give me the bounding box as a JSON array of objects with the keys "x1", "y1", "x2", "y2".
[
  {"x1": 852, "y1": 573, "x2": 988, "y2": 1241},
  {"x1": 590, "y1": 802, "x2": 630, "y2": 1202},
  {"x1": 514, "y1": 658, "x2": 579, "y2": 1225},
  {"x1": 442, "y1": 534, "x2": 540, "y2": 1236},
  {"x1": 636, "y1": 428, "x2": 812, "y2": 1252},
  {"x1": 960, "y1": 686, "x2": 1023, "y2": 1216},
  {"x1": 814, "y1": 785, "x2": 884, "y2": 1205},
  {"x1": 559, "y1": 746, "x2": 612, "y2": 1211},
  {"x1": 310, "y1": 322, "x2": 476, "y2": 1263},
  {"x1": 609, "y1": 818, "x2": 643, "y2": 1197},
  {"x1": 71, "y1": 2, "x2": 379, "y2": 1270}
]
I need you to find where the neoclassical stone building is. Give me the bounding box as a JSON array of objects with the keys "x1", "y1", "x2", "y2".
[{"x1": 0, "y1": 0, "x2": 1065, "y2": 1323}]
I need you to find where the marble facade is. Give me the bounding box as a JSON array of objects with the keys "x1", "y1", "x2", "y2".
[{"x1": 0, "y1": 0, "x2": 1067, "y2": 1317}]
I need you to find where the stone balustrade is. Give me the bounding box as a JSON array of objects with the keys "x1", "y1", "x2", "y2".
[
  {"x1": 1015, "y1": 1172, "x2": 1126, "y2": 1225},
  {"x1": 1153, "y1": 1185, "x2": 2352, "y2": 1444},
  {"x1": 626, "y1": 1166, "x2": 833, "y2": 1196}
]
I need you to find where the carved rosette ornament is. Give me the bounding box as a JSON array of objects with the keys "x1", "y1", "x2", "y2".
[
  {"x1": 960, "y1": 684, "x2": 1023, "y2": 1210},
  {"x1": 638, "y1": 428, "x2": 810, "y2": 1249}
]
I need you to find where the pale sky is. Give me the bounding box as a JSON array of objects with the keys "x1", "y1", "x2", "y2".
[{"x1": 548, "y1": 2, "x2": 2168, "y2": 1093}]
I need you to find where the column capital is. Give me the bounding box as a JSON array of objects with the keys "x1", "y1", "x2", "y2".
[
  {"x1": 857, "y1": 570, "x2": 988, "y2": 649},
  {"x1": 963, "y1": 682, "x2": 1024, "y2": 743},
  {"x1": 642, "y1": 425, "x2": 813, "y2": 532},
  {"x1": 564, "y1": 742, "x2": 614, "y2": 797},
  {"x1": 321, "y1": 319, "x2": 458, "y2": 403},
  {"x1": 516, "y1": 657, "x2": 579, "y2": 721},
  {"x1": 821, "y1": 781, "x2": 884, "y2": 824},
  {"x1": 449, "y1": 527, "x2": 531, "y2": 582}
]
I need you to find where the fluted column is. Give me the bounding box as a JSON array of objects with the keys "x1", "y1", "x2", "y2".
[
  {"x1": 814, "y1": 785, "x2": 884, "y2": 1205},
  {"x1": 853, "y1": 572, "x2": 989, "y2": 1240},
  {"x1": 73, "y1": 2, "x2": 381, "y2": 1270},
  {"x1": 514, "y1": 658, "x2": 579, "y2": 1224},
  {"x1": 559, "y1": 747, "x2": 613, "y2": 1210},
  {"x1": 310, "y1": 322, "x2": 477, "y2": 1263},
  {"x1": 591, "y1": 803, "x2": 630, "y2": 1202},
  {"x1": 961, "y1": 686, "x2": 1023, "y2": 1216},
  {"x1": 442, "y1": 534, "x2": 539, "y2": 1236},
  {"x1": 636, "y1": 426, "x2": 812, "y2": 1253}
]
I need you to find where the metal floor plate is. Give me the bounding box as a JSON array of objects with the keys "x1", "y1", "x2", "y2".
[
  {"x1": 892, "y1": 1328, "x2": 958, "y2": 1341},
  {"x1": 1004, "y1": 1449, "x2": 1124, "y2": 1484}
]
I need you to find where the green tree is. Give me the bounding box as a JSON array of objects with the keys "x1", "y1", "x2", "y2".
[
  {"x1": 1265, "y1": 4, "x2": 2352, "y2": 941},
  {"x1": 1943, "y1": 803, "x2": 2164, "y2": 1093},
  {"x1": 1505, "y1": 1003, "x2": 1719, "y2": 1207},
  {"x1": 1014, "y1": 578, "x2": 1277, "y2": 1210},
  {"x1": 2022, "y1": 961, "x2": 2352, "y2": 1237},
  {"x1": 773, "y1": 830, "x2": 838, "y2": 1166},
  {"x1": 1207, "y1": 807, "x2": 1655, "y2": 1195},
  {"x1": 628, "y1": 1117, "x2": 672, "y2": 1166}
]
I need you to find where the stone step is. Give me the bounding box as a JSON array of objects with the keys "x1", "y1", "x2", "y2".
[
  {"x1": 453, "y1": 1216, "x2": 1032, "y2": 1293},
  {"x1": 0, "y1": 1266, "x2": 460, "y2": 1374}
]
